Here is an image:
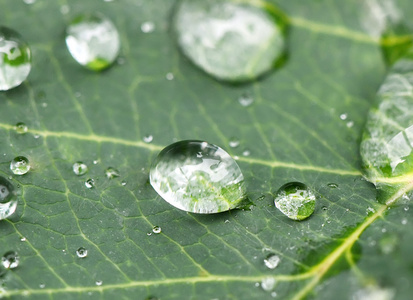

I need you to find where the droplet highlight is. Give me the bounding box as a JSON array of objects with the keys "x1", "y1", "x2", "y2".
[
  {"x1": 173, "y1": 0, "x2": 287, "y2": 82},
  {"x1": 65, "y1": 13, "x2": 120, "y2": 71},
  {"x1": 10, "y1": 156, "x2": 30, "y2": 175},
  {"x1": 152, "y1": 226, "x2": 161, "y2": 234},
  {"x1": 263, "y1": 254, "x2": 280, "y2": 269},
  {"x1": 1, "y1": 251, "x2": 19, "y2": 269},
  {"x1": 274, "y1": 182, "x2": 316, "y2": 220},
  {"x1": 149, "y1": 140, "x2": 247, "y2": 213},
  {"x1": 76, "y1": 247, "x2": 88, "y2": 258},
  {"x1": 14, "y1": 122, "x2": 28, "y2": 134},
  {"x1": 72, "y1": 162, "x2": 88, "y2": 176},
  {"x1": 0, "y1": 177, "x2": 17, "y2": 221},
  {"x1": 0, "y1": 26, "x2": 31, "y2": 91}
]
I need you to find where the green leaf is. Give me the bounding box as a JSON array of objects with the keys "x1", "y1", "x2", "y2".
[{"x1": 1, "y1": 0, "x2": 413, "y2": 299}]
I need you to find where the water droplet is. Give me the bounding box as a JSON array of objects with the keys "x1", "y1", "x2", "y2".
[
  {"x1": 263, "y1": 254, "x2": 280, "y2": 269},
  {"x1": 20, "y1": 237, "x2": 26, "y2": 242},
  {"x1": 85, "y1": 179, "x2": 95, "y2": 189},
  {"x1": 366, "y1": 207, "x2": 375, "y2": 215},
  {"x1": 14, "y1": 122, "x2": 28, "y2": 134},
  {"x1": 72, "y1": 162, "x2": 88, "y2": 176},
  {"x1": 322, "y1": 206, "x2": 328, "y2": 211},
  {"x1": 274, "y1": 182, "x2": 316, "y2": 221},
  {"x1": 93, "y1": 160, "x2": 99, "y2": 165},
  {"x1": 105, "y1": 167, "x2": 119, "y2": 179},
  {"x1": 166, "y1": 72, "x2": 174, "y2": 80},
  {"x1": 346, "y1": 121, "x2": 354, "y2": 128},
  {"x1": 76, "y1": 247, "x2": 88, "y2": 258},
  {"x1": 152, "y1": 226, "x2": 161, "y2": 234},
  {"x1": 404, "y1": 206, "x2": 409, "y2": 211},
  {"x1": 60, "y1": 4, "x2": 70, "y2": 14},
  {"x1": 238, "y1": 94, "x2": 254, "y2": 107},
  {"x1": 0, "y1": 177, "x2": 17, "y2": 221},
  {"x1": 121, "y1": 180, "x2": 127, "y2": 186},
  {"x1": 141, "y1": 22, "x2": 155, "y2": 33},
  {"x1": 379, "y1": 234, "x2": 398, "y2": 255},
  {"x1": 340, "y1": 113, "x2": 348, "y2": 120},
  {"x1": 39, "y1": 283, "x2": 45, "y2": 289},
  {"x1": 242, "y1": 149, "x2": 251, "y2": 157},
  {"x1": 254, "y1": 282, "x2": 260, "y2": 287},
  {"x1": 0, "y1": 27, "x2": 31, "y2": 91},
  {"x1": 261, "y1": 277, "x2": 276, "y2": 291},
  {"x1": 327, "y1": 183, "x2": 338, "y2": 188},
  {"x1": 229, "y1": 138, "x2": 240, "y2": 148},
  {"x1": 149, "y1": 140, "x2": 247, "y2": 213},
  {"x1": 143, "y1": 134, "x2": 153, "y2": 143},
  {"x1": 65, "y1": 13, "x2": 120, "y2": 71},
  {"x1": 401, "y1": 218, "x2": 407, "y2": 225},
  {"x1": 353, "y1": 285, "x2": 395, "y2": 300},
  {"x1": 271, "y1": 292, "x2": 277, "y2": 298},
  {"x1": 10, "y1": 156, "x2": 30, "y2": 175},
  {"x1": 224, "y1": 219, "x2": 230, "y2": 224},
  {"x1": 173, "y1": 0, "x2": 287, "y2": 82},
  {"x1": 23, "y1": 0, "x2": 36, "y2": 4},
  {"x1": 95, "y1": 280, "x2": 102, "y2": 286},
  {"x1": 1, "y1": 251, "x2": 19, "y2": 269}
]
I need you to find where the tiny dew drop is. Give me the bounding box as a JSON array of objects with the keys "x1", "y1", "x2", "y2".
[
  {"x1": 274, "y1": 182, "x2": 316, "y2": 221},
  {"x1": 10, "y1": 156, "x2": 30, "y2": 175},
  {"x1": 152, "y1": 226, "x2": 161, "y2": 234},
  {"x1": 121, "y1": 180, "x2": 127, "y2": 186},
  {"x1": 322, "y1": 206, "x2": 328, "y2": 211},
  {"x1": 242, "y1": 149, "x2": 251, "y2": 157},
  {"x1": 149, "y1": 140, "x2": 247, "y2": 213},
  {"x1": 327, "y1": 183, "x2": 338, "y2": 188},
  {"x1": 39, "y1": 283, "x2": 45, "y2": 289},
  {"x1": 20, "y1": 237, "x2": 26, "y2": 242},
  {"x1": 65, "y1": 13, "x2": 120, "y2": 71},
  {"x1": 141, "y1": 22, "x2": 155, "y2": 33},
  {"x1": 1, "y1": 251, "x2": 19, "y2": 269},
  {"x1": 229, "y1": 137, "x2": 240, "y2": 148},
  {"x1": 238, "y1": 94, "x2": 254, "y2": 107},
  {"x1": 263, "y1": 254, "x2": 280, "y2": 269},
  {"x1": 15, "y1": 122, "x2": 28, "y2": 134},
  {"x1": 166, "y1": 72, "x2": 174, "y2": 80},
  {"x1": 143, "y1": 134, "x2": 153, "y2": 143},
  {"x1": 76, "y1": 247, "x2": 88, "y2": 258},
  {"x1": 340, "y1": 113, "x2": 348, "y2": 120},
  {"x1": 105, "y1": 167, "x2": 120, "y2": 179},
  {"x1": 85, "y1": 179, "x2": 95, "y2": 189},
  {"x1": 0, "y1": 176, "x2": 17, "y2": 221},
  {"x1": 261, "y1": 277, "x2": 276, "y2": 291},
  {"x1": 95, "y1": 280, "x2": 102, "y2": 286},
  {"x1": 0, "y1": 26, "x2": 31, "y2": 91},
  {"x1": 72, "y1": 162, "x2": 88, "y2": 176}
]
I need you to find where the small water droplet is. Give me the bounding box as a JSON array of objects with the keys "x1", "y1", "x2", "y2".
[
  {"x1": 152, "y1": 226, "x2": 161, "y2": 234},
  {"x1": 1, "y1": 251, "x2": 19, "y2": 269},
  {"x1": 346, "y1": 121, "x2": 354, "y2": 128},
  {"x1": 76, "y1": 247, "x2": 88, "y2": 258},
  {"x1": 141, "y1": 21, "x2": 155, "y2": 33},
  {"x1": 274, "y1": 182, "x2": 316, "y2": 221},
  {"x1": 353, "y1": 285, "x2": 395, "y2": 300},
  {"x1": 85, "y1": 179, "x2": 95, "y2": 189},
  {"x1": 65, "y1": 13, "x2": 120, "y2": 71},
  {"x1": 39, "y1": 283, "x2": 45, "y2": 289},
  {"x1": 0, "y1": 177, "x2": 17, "y2": 221},
  {"x1": 166, "y1": 72, "x2": 174, "y2": 80},
  {"x1": 263, "y1": 254, "x2": 280, "y2": 269},
  {"x1": 340, "y1": 113, "x2": 348, "y2": 120},
  {"x1": 15, "y1": 122, "x2": 28, "y2": 134},
  {"x1": 224, "y1": 219, "x2": 230, "y2": 224},
  {"x1": 10, "y1": 156, "x2": 30, "y2": 175},
  {"x1": 33, "y1": 134, "x2": 40, "y2": 139},
  {"x1": 242, "y1": 149, "x2": 251, "y2": 157},
  {"x1": 60, "y1": 5, "x2": 70, "y2": 14},
  {"x1": 105, "y1": 167, "x2": 120, "y2": 179},
  {"x1": 95, "y1": 280, "x2": 102, "y2": 286},
  {"x1": 149, "y1": 140, "x2": 247, "y2": 213},
  {"x1": 379, "y1": 234, "x2": 398, "y2": 255},
  {"x1": 366, "y1": 207, "x2": 375, "y2": 215},
  {"x1": 322, "y1": 206, "x2": 328, "y2": 211},
  {"x1": 229, "y1": 138, "x2": 240, "y2": 148},
  {"x1": 143, "y1": 135, "x2": 153, "y2": 143},
  {"x1": 327, "y1": 183, "x2": 338, "y2": 188},
  {"x1": 146, "y1": 232, "x2": 152, "y2": 236},
  {"x1": 271, "y1": 291, "x2": 277, "y2": 298},
  {"x1": 254, "y1": 282, "x2": 260, "y2": 287},
  {"x1": 0, "y1": 27, "x2": 31, "y2": 91},
  {"x1": 261, "y1": 277, "x2": 276, "y2": 291},
  {"x1": 401, "y1": 218, "x2": 407, "y2": 225},
  {"x1": 121, "y1": 180, "x2": 127, "y2": 186},
  {"x1": 23, "y1": 0, "x2": 36, "y2": 4},
  {"x1": 72, "y1": 162, "x2": 88, "y2": 176},
  {"x1": 20, "y1": 237, "x2": 26, "y2": 242},
  {"x1": 41, "y1": 102, "x2": 47, "y2": 108},
  {"x1": 238, "y1": 94, "x2": 254, "y2": 107},
  {"x1": 404, "y1": 206, "x2": 409, "y2": 211}
]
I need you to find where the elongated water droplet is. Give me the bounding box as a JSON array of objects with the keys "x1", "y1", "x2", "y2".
[
  {"x1": 173, "y1": 0, "x2": 287, "y2": 82},
  {"x1": 0, "y1": 27, "x2": 31, "y2": 91},
  {"x1": 0, "y1": 177, "x2": 17, "y2": 220},
  {"x1": 76, "y1": 247, "x2": 88, "y2": 258},
  {"x1": 274, "y1": 182, "x2": 316, "y2": 220},
  {"x1": 72, "y1": 162, "x2": 88, "y2": 175},
  {"x1": 85, "y1": 179, "x2": 95, "y2": 189},
  {"x1": 10, "y1": 156, "x2": 30, "y2": 175},
  {"x1": 15, "y1": 122, "x2": 28, "y2": 134},
  {"x1": 263, "y1": 254, "x2": 280, "y2": 269},
  {"x1": 105, "y1": 167, "x2": 119, "y2": 179},
  {"x1": 152, "y1": 226, "x2": 161, "y2": 234},
  {"x1": 65, "y1": 13, "x2": 120, "y2": 71},
  {"x1": 149, "y1": 140, "x2": 247, "y2": 213},
  {"x1": 1, "y1": 251, "x2": 19, "y2": 269}
]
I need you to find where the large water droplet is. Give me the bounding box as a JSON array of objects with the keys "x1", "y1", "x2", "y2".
[
  {"x1": 65, "y1": 13, "x2": 120, "y2": 71},
  {"x1": 0, "y1": 26, "x2": 31, "y2": 91},
  {"x1": 0, "y1": 177, "x2": 17, "y2": 220},
  {"x1": 76, "y1": 247, "x2": 88, "y2": 258},
  {"x1": 1, "y1": 251, "x2": 19, "y2": 269},
  {"x1": 72, "y1": 162, "x2": 88, "y2": 175},
  {"x1": 10, "y1": 156, "x2": 30, "y2": 175},
  {"x1": 14, "y1": 122, "x2": 28, "y2": 134},
  {"x1": 263, "y1": 254, "x2": 280, "y2": 269},
  {"x1": 173, "y1": 0, "x2": 287, "y2": 82},
  {"x1": 149, "y1": 140, "x2": 247, "y2": 213},
  {"x1": 274, "y1": 182, "x2": 316, "y2": 220}
]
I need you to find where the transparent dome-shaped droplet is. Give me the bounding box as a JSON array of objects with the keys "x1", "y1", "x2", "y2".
[
  {"x1": 72, "y1": 162, "x2": 88, "y2": 175},
  {"x1": 173, "y1": 0, "x2": 287, "y2": 82},
  {"x1": 152, "y1": 226, "x2": 161, "y2": 234},
  {"x1": 229, "y1": 138, "x2": 240, "y2": 148},
  {"x1": 15, "y1": 122, "x2": 28, "y2": 134},
  {"x1": 39, "y1": 283, "x2": 45, "y2": 289},
  {"x1": 261, "y1": 277, "x2": 276, "y2": 291},
  {"x1": 1, "y1": 251, "x2": 19, "y2": 269},
  {"x1": 76, "y1": 247, "x2": 88, "y2": 258},
  {"x1": 150, "y1": 140, "x2": 247, "y2": 213},
  {"x1": 274, "y1": 182, "x2": 316, "y2": 221},
  {"x1": 141, "y1": 22, "x2": 155, "y2": 33},
  {"x1": 0, "y1": 177, "x2": 17, "y2": 221},
  {"x1": 238, "y1": 94, "x2": 254, "y2": 107},
  {"x1": 105, "y1": 167, "x2": 119, "y2": 179},
  {"x1": 95, "y1": 280, "x2": 102, "y2": 286},
  {"x1": 143, "y1": 134, "x2": 153, "y2": 143},
  {"x1": 121, "y1": 180, "x2": 127, "y2": 186},
  {"x1": 85, "y1": 179, "x2": 95, "y2": 189},
  {"x1": 327, "y1": 183, "x2": 338, "y2": 188},
  {"x1": 65, "y1": 13, "x2": 120, "y2": 71},
  {"x1": 0, "y1": 27, "x2": 31, "y2": 91},
  {"x1": 263, "y1": 254, "x2": 280, "y2": 269},
  {"x1": 10, "y1": 156, "x2": 30, "y2": 175}
]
